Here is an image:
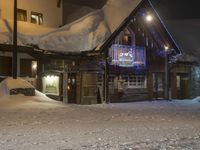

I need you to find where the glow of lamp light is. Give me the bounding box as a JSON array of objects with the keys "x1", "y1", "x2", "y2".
[
  {"x1": 146, "y1": 14, "x2": 153, "y2": 22},
  {"x1": 45, "y1": 75, "x2": 59, "y2": 85},
  {"x1": 32, "y1": 61, "x2": 37, "y2": 70},
  {"x1": 164, "y1": 45, "x2": 169, "y2": 51}
]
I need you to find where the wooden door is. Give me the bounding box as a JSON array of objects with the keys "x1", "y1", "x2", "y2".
[
  {"x1": 67, "y1": 73, "x2": 77, "y2": 103},
  {"x1": 81, "y1": 73, "x2": 98, "y2": 104}
]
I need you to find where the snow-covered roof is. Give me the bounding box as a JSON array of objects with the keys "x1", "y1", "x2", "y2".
[
  {"x1": 0, "y1": 0, "x2": 142, "y2": 53},
  {"x1": 165, "y1": 19, "x2": 200, "y2": 62},
  {"x1": 103, "y1": 0, "x2": 141, "y2": 33}
]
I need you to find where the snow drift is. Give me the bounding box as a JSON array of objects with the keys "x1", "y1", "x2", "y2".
[
  {"x1": 192, "y1": 96, "x2": 200, "y2": 103},
  {"x1": 0, "y1": 78, "x2": 34, "y2": 97},
  {"x1": 0, "y1": 78, "x2": 62, "y2": 109},
  {"x1": 0, "y1": 0, "x2": 141, "y2": 53}
]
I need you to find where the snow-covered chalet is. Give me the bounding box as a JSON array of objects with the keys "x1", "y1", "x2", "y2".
[{"x1": 0, "y1": 0, "x2": 196, "y2": 104}]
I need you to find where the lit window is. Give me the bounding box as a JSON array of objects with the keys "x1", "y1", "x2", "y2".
[
  {"x1": 122, "y1": 35, "x2": 132, "y2": 45},
  {"x1": 109, "y1": 45, "x2": 146, "y2": 68},
  {"x1": 122, "y1": 75, "x2": 146, "y2": 89},
  {"x1": 133, "y1": 46, "x2": 146, "y2": 68},
  {"x1": 31, "y1": 12, "x2": 43, "y2": 25},
  {"x1": 17, "y1": 9, "x2": 27, "y2": 21}
]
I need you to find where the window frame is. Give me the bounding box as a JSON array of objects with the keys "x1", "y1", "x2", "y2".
[
  {"x1": 17, "y1": 9, "x2": 27, "y2": 21},
  {"x1": 122, "y1": 75, "x2": 147, "y2": 89},
  {"x1": 31, "y1": 11, "x2": 43, "y2": 25}
]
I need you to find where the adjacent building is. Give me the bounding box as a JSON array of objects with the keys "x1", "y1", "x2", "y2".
[{"x1": 0, "y1": 0, "x2": 63, "y2": 86}]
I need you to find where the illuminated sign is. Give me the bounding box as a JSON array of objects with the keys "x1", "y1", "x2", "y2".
[
  {"x1": 42, "y1": 75, "x2": 60, "y2": 96},
  {"x1": 110, "y1": 44, "x2": 146, "y2": 68}
]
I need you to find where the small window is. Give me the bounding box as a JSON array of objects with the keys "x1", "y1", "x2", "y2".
[
  {"x1": 31, "y1": 12, "x2": 43, "y2": 25},
  {"x1": 122, "y1": 35, "x2": 132, "y2": 45},
  {"x1": 0, "y1": 56, "x2": 12, "y2": 76},
  {"x1": 17, "y1": 9, "x2": 27, "y2": 21}
]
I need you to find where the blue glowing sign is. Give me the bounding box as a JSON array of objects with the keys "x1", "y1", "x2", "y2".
[{"x1": 110, "y1": 44, "x2": 146, "y2": 68}]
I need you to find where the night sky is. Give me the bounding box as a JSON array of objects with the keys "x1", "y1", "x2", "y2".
[
  {"x1": 64, "y1": 0, "x2": 200, "y2": 20},
  {"x1": 151, "y1": 0, "x2": 200, "y2": 20}
]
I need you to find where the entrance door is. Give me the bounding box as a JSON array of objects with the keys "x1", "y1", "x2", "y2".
[
  {"x1": 67, "y1": 73, "x2": 77, "y2": 103},
  {"x1": 82, "y1": 73, "x2": 98, "y2": 104},
  {"x1": 153, "y1": 73, "x2": 164, "y2": 99},
  {"x1": 177, "y1": 74, "x2": 189, "y2": 99}
]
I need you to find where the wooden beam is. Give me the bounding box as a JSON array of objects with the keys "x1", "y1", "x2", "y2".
[{"x1": 12, "y1": 0, "x2": 18, "y2": 79}]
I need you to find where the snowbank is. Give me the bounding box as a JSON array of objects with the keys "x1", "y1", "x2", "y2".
[
  {"x1": 0, "y1": 77, "x2": 34, "y2": 96},
  {"x1": 0, "y1": 0, "x2": 142, "y2": 53},
  {"x1": 0, "y1": 78, "x2": 62, "y2": 109},
  {"x1": 192, "y1": 96, "x2": 200, "y2": 103},
  {"x1": 0, "y1": 90, "x2": 62, "y2": 109}
]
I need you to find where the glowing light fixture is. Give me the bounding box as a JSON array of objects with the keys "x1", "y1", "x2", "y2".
[
  {"x1": 146, "y1": 14, "x2": 153, "y2": 22},
  {"x1": 164, "y1": 45, "x2": 169, "y2": 51},
  {"x1": 32, "y1": 61, "x2": 37, "y2": 71}
]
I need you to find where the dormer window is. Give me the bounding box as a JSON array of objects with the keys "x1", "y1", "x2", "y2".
[
  {"x1": 17, "y1": 9, "x2": 27, "y2": 21},
  {"x1": 122, "y1": 35, "x2": 132, "y2": 45},
  {"x1": 31, "y1": 12, "x2": 43, "y2": 25}
]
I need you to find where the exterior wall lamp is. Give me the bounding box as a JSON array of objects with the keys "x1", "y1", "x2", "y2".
[{"x1": 146, "y1": 14, "x2": 153, "y2": 22}]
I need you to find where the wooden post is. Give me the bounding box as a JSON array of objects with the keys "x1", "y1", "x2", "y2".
[
  {"x1": 104, "y1": 49, "x2": 110, "y2": 103},
  {"x1": 12, "y1": 0, "x2": 18, "y2": 79},
  {"x1": 164, "y1": 51, "x2": 169, "y2": 99},
  {"x1": 62, "y1": 72, "x2": 68, "y2": 103},
  {"x1": 36, "y1": 58, "x2": 44, "y2": 91}
]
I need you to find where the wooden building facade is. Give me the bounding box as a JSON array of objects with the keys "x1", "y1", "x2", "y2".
[{"x1": 0, "y1": 0, "x2": 195, "y2": 104}]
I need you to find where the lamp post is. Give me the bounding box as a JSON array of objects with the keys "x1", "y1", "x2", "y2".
[
  {"x1": 12, "y1": 0, "x2": 18, "y2": 79},
  {"x1": 164, "y1": 46, "x2": 169, "y2": 100}
]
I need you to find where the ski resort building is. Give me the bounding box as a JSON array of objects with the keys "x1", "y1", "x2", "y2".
[{"x1": 0, "y1": 0, "x2": 197, "y2": 104}]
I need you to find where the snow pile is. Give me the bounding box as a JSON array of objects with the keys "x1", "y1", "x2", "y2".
[
  {"x1": 0, "y1": 78, "x2": 62, "y2": 109},
  {"x1": 177, "y1": 53, "x2": 198, "y2": 63},
  {"x1": 0, "y1": 77, "x2": 34, "y2": 96},
  {"x1": 0, "y1": 90, "x2": 62, "y2": 109},
  {"x1": 0, "y1": 0, "x2": 141, "y2": 53},
  {"x1": 192, "y1": 96, "x2": 200, "y2": 103}
]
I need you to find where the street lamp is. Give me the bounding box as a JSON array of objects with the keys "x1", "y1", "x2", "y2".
[{"x1": 12, "y1": 0, "x2": 18, "y2": 79}]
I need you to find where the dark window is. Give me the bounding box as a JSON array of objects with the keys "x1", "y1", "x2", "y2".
[
  {"x1": 20, "y1": 59, "x2": 37, "y2": 77},
  {"x1": 17, "y1": 9, "x2": 27, "y2": 21},
  {"x1": 31, "y1": 12, "x2": 43, "y2": 25},
  {"x1": 0, "y1": 56, "x2": 12, "y2": 76}
]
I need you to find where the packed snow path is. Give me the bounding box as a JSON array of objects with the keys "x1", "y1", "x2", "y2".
[{"x1": 0, "y1": 100, "x2": 200, "y2": 150}]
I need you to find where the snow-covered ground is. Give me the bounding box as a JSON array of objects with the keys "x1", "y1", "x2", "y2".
[
  {"x1": 1, "y1": 78, "x2": 200, "y2": 149},
  {"x1": 0, "y1": 98, "x2": 200, "y2": 149}
]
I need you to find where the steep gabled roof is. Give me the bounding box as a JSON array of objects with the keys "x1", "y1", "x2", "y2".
[{"x1": 99, "y1": 0, "x2": 181, "y2": 55}]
